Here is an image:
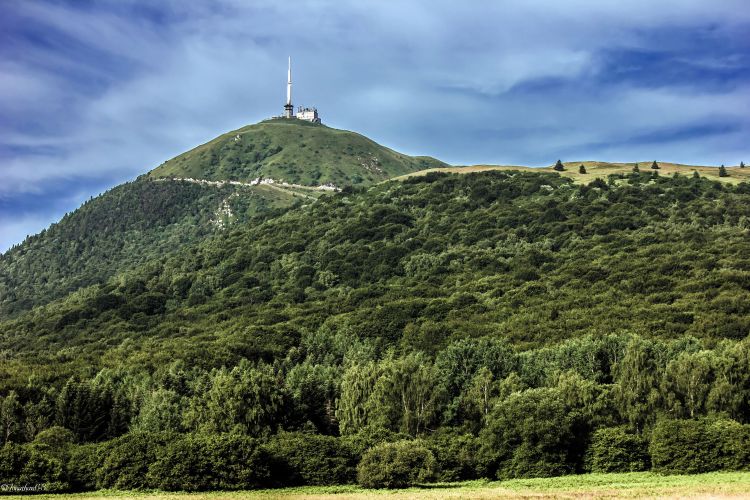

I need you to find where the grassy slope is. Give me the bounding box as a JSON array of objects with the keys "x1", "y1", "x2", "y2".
[
  {"x1": 148, "y1": 119, "x2": 447, "y2": 187},
  {"x1": 397, "y1": 161, "x2": 750, "y2": 184},
  {"x1": 8, "y1": 473, "x2": 750, "y2": 499}
]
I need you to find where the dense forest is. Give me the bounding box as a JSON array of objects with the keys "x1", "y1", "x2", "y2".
[
  {"x1": 0, "y1": 179, "x2": 301, "y2": 318},
  {"x1": 2, "y1": 169, "x2": 750, "y2": 490}
]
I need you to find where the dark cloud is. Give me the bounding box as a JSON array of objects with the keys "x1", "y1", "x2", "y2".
[{"x1": 1, "y1": 0, "x2": 749, "y2": 251}]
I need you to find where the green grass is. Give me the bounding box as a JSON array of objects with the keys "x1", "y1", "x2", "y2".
[
  {"x1": 148, "y1": 119, "x2": 446, "y2": 187},
  {"x1": 7, "y1": 473, "x2": 750, "y2": 499}
]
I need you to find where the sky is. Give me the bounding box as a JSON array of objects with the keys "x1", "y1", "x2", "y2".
[{"x1": 1, "y1": 0, "x2": 749, "y2": 252}]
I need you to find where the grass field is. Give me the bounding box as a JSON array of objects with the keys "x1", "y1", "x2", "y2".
[
  {"x1": 397, "y1": 161, "x2": 750, "y2": 185},
  {"x1": 7, "y1": 472, "x2": 750, "y2": 500}
]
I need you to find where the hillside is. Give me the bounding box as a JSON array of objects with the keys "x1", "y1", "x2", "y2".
[
  {"x1": 4, "y1": 168, "x2": 750, "y2": 366},
  {"x1": 0, "y1": 120, "x2": 444, "y2": 318},
  {"x1": 148, "y1": 119, "x2": 446, "y2": 186},
  {"x1": 2, "y1": 169, "x2": 750, "y2": 491},
  {"x1": 398, "y1": 160, "x2": 750, "y2": 184}
]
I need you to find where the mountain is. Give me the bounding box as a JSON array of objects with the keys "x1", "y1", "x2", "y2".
[
  {"x1": 148, "y1": 119, "x2": 446, "y2": 186},
  {"x1": 4, "y1": 168, "x2": 750, "y2": 367},
  {"x1": 0, "y1": 119, "x2": 445, "y2": 318},
  {"x1": 2, "y1": 165, "x2": 750, "y2": 491}
]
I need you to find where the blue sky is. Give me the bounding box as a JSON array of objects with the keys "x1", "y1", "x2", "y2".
[{"x1": 1, "y1": 0, "x2": 749, "y2": 252}]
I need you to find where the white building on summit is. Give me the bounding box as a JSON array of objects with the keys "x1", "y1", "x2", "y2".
[{"x1": 282, "y1": 57, "x2": 321, "y2": 124}]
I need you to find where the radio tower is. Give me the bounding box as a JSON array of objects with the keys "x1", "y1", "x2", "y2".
[{"x1": 284, "y1": 57, "x2": 294, "y2": 119}]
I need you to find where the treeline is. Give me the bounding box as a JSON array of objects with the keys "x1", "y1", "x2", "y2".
[{"x1": 2, "y1": 333, "x2": 749, "y2": 490}]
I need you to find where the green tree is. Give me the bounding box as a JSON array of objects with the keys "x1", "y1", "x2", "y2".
[
  {"x1": 1, "y1": 391, "x2": 23, "y2": 444},
  {"x1": 478, "y1": 387, "x2": 580, "y2": 479},
  {"x1": 741, "y1": 161, "x2": 745, "y2": 168},
  {"x1": 336, "y1": 361, "x2": 382, "y2": 436},
  {"x1": 183, "y1": 361, "x2": 289, "y2": 436},
  {"x1": 133, "y1": 388, "x2": 183, "y2": 433},
  {"x1": 633, "y1": 163, "x2": 640, "y2": 173},
  {"x1": 662, "y1": 350, "x2": 716, "y2": 418},
  {"x1": 578, "y1": 164, "x2": 587, "y2": 174},
  {"x1": 613, "y1": 337, "x2": 662, "y2": 433},
  {"x1": 719, "y1": 165, "x2": 728, "y2": 177},
  {"x1": 651, "y1": 160, "x2": 659, "y2": 170},
  {"x1": 464, "y1": 366, "x2": 497, "y2": 427},
  {"x1": 285, "y1": 362, "x2": 341, "y2": 434},
  {"x1": 554, "y1": 160, "x2": 565, "y2": 172},
  {"x1": 707, "y1": 340, "x2": 750, "y2": 421}
]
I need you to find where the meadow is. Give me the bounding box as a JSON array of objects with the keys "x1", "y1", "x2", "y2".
[{"x1": 4, "y1": 473, "x2": 750, "y2": 499}]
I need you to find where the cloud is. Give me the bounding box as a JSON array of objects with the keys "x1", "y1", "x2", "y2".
[{"x1": 1, "y1": 0, "x2": 749, "y2": 251}]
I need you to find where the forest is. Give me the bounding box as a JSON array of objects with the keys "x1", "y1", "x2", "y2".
[{"x1": 2, "y1": 169, "x2": 750, "y2": 490}]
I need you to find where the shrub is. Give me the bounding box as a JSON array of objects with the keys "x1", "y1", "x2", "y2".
[
  {"x1": 0, "y1": 443, "x2": 68, "y2": 492},
  {"x1": 356, "y1": 440, "x2": 436, "y2": 489},
  {"x1": 147, "y1": 433, "x2": 272, "y2": 491},
  {"x1": 478, "y1": 387, "x2": 580, "y2": 479},
  {"x1": 265, "y1": 432, "x2": 358, "y2": 486},
  {"x1": 95, "y1": 432, "x2": 171, "y2": 490},
  {"x1": 67, "y1": 443, "x2": 102, "y2": 491},
  {"x1": 426, "y1": 429, "x2": 479, "y2": 481},
  {"x1": 650, "y1": 417, "x2": 750, "y2": 474},
  {"x1": 587, "y1": 427, "x2": 649, "y2": 472},
  {"x1": 33, "y1": 426, "x2": 76, "y2": 451}
]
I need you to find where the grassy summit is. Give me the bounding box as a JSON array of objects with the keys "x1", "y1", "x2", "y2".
[{"x1": 148, "y1": 119, "x2": 447, "y2": 186}]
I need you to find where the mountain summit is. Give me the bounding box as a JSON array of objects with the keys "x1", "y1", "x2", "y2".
[{"x1": 148, "y1": 119, "x2": 446, "y2": 187}]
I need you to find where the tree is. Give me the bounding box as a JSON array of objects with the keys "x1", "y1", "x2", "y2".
[
  {"x1": 693, "y1": 171, "x2": 700, "y2": 179},
  {"x1": 336, "y1": 361, "x2": 382, "y2": 436},
  {"x1": 662, "y1": 350, "x2": 716, "y2": 419},
  {"x1": 719, "y1": 165, "x2": 728, "y2": 177},
  {"x1": 133, "y1": 388, "x2": 183, "y2": 433},
  {"x1": 478, "y1": 387, "x2": 578, "y2": 479},
  {"x1": 369, "y1": 354, "x2": 438, "y2": 436},
  {"x1": 578, "y1": 164, "x2": 587, "y2": 174},
  {"x1": 183, "y1": 361, "x2": 289, "y2": 436},
  {"x1": 613, "y1": 337, "x2": 663, "y2": 433},
  {"x1": 464, "y1": 367, "x2": 497, "y2": 428},
  {"x1": 554, "y1": 160, "x2": 565, "y2": 172},
  {"x1": 741, "y1": 161, "x2": 745, "y2": 168},
  {"x1": 651, "y1": 161, "x2": 659, "y2": 170},
  {"x1": 632, "y1": 163, "x2": 640, "y2": 173},
  {"x1": 0, "y1": 391, "x2": 23, "y2": 444}
]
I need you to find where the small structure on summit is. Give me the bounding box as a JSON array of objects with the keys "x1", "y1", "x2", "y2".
[
  {"x1": 281, "y1": 57, "x2": 321, "y2": 124},
  {"x1": 296, "y1": 106, "x2": 320, "y2": 123}
]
